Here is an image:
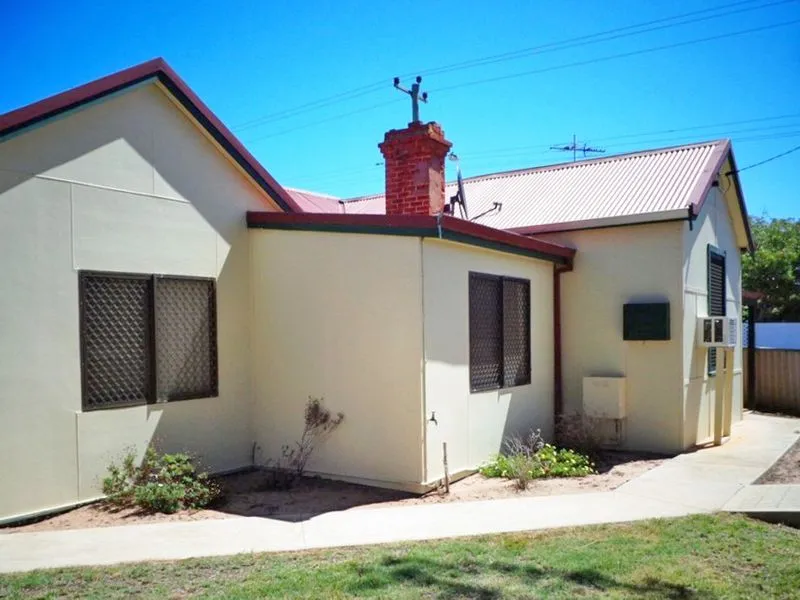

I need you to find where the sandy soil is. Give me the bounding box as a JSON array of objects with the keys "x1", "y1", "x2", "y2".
[
  {"x1": 756, "y1": 438, "x2": 800, "y2": 484},
  {"x1": 2, "y1": 451, "x2": 666, "y2": 534}
]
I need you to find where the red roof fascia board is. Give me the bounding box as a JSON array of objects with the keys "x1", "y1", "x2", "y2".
[
  {"x1": 0, "y1": 58, "x2": 301, "y2": 213},
  {"x1": 246, "y1": 211, "x2": 575, "y2": 265},
  {"x1": 685, "y1": 139, "x2": 754, "y2": 251}
]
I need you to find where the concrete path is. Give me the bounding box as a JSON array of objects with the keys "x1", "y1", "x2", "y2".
[
  {"x1": 1, "y1": 412, "x2": 798, "y2": 574},
  {"x1": 725, "y1": 484, "x2": 800, "y2": 512}
]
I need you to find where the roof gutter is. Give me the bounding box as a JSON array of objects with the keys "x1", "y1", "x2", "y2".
[
  {"x1": 247, "y1": 212, "x2": 575, "y2": 266},
  {"x1": 508, "y1": 208, "x2": 691, "y2": 237}
]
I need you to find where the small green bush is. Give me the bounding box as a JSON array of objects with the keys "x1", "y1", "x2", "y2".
[
  {"x1": 480, "y1": 441, "x2": 595, "y2": 489},
  {"x1": 102, "y1": 446, "x2": 219, "y2": 514}
]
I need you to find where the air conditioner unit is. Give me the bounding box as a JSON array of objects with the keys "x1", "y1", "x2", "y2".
[{"x1": 696, "y1": 316, "x2": 738, "y2": 347}]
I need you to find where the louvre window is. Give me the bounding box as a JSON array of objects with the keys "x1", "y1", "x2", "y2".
[
  {"x1": 469, "y1": 273, "x2": 531, "y2": 392},
  {"x1": 707, "y1": 246, "x2": 726, "y2": 376},
  {"x1": 79, "y1": 272, "x2": 218, "y2": 410}
]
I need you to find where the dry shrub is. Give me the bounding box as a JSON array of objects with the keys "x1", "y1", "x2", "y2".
[
  {"x1": 555, "y1": 410, "x2": 605, "y2": 456},
  {"x1": 265, "y1": 396, "x2": 344, "y2": 489}
]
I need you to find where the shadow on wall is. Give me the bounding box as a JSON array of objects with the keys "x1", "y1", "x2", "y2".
[{"x1": 0, "y1": 85, "x2": 268, "y2": 247}]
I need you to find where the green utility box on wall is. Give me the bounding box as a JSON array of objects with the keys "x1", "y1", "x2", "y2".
[{"x1": 623, "y1": 302, "x2": 670, "y2": 341}]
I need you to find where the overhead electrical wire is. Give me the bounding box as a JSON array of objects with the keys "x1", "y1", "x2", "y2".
[
  {"x1": 430, "y1": 18, "x2": 800, "y2": 94},
  {"x1": 233, "y1": 0, "x2": 793, "y2": 133},
  {"x1": 457, "y1": 114, "x2": 800, "y2": 159},
  {"x1": 244, "y1": 18, "x2": 800, "y2": 144},
  {"x1": 415, "y1": 0, "x2": 793, "y2": 78},
  {"x1": 729, "y1": 144, "x2": 800, "y2": 173},
  {"x1": 291, "y1": 128, "x2": 800, "y2": 191}
]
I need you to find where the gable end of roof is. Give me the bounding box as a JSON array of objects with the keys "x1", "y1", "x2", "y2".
[{"x1": 0, "y1": 58, "x2": 301, "y2": 214}]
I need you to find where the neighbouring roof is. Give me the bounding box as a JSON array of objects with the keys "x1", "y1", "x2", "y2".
[
  {"x1": 0, "y1": 58, "x2": 301, "y2": 213},
  {"x1": 338, "y1": 140, "x2": 753, "y2": 249},
  {"x1": 247, "y1": 212, "x2": 576, "y2": 266}
]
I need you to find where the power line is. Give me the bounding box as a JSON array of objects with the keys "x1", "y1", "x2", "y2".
[
  {"x1": 243, "y1": 19, "x2": 800, "y2": 145},
  {"x1": 454, "y1": 131, "x2": 800, "y2": 176},
  {"x1": 243, "y1": 98, "x2": 401, "y2": 143},
  {"x1": 233, "y1": 82, "x2": 386, "y2": 132},
  {"x1": 417, "y1": 0, "x2": 792, "y2": 78},
  {"x1": 457, "y1": 115, "x2": 800, "y2": 160},
  {"x1": 285, "y1": 127, "x2": 800, "y2": 190},
  {"x1": 230, "y1": 0, "x2": 791, "y2": 132},
  {"x1": 730, "y1": 144, "x2": 800, "y2": 173},
  {"x1": 431, "y1": 18, "x2": 800, "y2": 94}
]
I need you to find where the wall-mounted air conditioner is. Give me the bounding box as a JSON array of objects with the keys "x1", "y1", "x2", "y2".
[{"x1": 696, "y1": 316, "x2": 738, "y2": 347}]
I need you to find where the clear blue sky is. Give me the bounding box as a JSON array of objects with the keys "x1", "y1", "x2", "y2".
[{"x1": 2, "y1": 0, "x2": 799, "y2": 217}]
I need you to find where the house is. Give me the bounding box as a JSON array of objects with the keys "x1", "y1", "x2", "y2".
[
  {"x1": 318, "y1": 142, "x2": 754, "y2": 452},
  {"x1": 0, "y1": 58, "x2": 751, "y2": 524}
]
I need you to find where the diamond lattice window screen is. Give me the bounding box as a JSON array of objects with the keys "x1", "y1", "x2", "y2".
[
  {"x1": 502, "y1": 278, "x2": 531, "y2": 388},
  {"x1": 80, "y1": 274, "x2": 152, "y2": 410},
  {"x1": 469, "y1": 274, "x2": 503, "y2": 391},
  {"x1": 469, "y1": 273, "x2": 532, "y2": 392},
  {"x1": 155, "y1": 277, "x2": 218, "y2": 401}
]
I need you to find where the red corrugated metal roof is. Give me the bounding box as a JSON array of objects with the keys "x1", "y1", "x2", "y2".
[
  {"x1": 338, "y1": 140, "x2": 733, "y2": 230},
  {"x1": 285, "y1": 188, "x2": 342, "y2": 213}
]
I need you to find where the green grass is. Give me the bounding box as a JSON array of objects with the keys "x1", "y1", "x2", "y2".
[{"x1": 2, "y1": 514, "x2": 799, "y2": 599}]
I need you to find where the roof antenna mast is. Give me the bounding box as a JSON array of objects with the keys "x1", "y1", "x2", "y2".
[
  {"x1": 550, "y1": 134, "x2": 606, "y2": 162},
  {"x1": 393, "y1": 76, "x2": 428, "y2": 124}
]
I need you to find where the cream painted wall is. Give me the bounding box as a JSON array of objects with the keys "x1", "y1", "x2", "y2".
[
  {"x1": 682, "y1": 186, "x2": 744, "y2": 447},
  {"x1": 538, "y1": 223, "x2": 686, "y2": 453},
  {"x1": 0, "y1": 83, "x2": 275, "y2": 521},
  {"x1": 421, "y1": 240, "x2": 554, "y2": 482},
  {"x1": 250, "y1": 230, "x2": 426, "y2": 488}
]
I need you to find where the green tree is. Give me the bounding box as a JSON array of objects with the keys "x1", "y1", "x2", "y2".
[{"x1": 742, "y1": 216, "x2": 800, "y2": 322}]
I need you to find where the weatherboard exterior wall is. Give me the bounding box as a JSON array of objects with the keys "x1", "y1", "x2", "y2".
[
  {"x1": 538, "y1": 222, "x2": 686, "y2": 454},
  {"x1": 0, "y1": 83, "x2": 274, "y2": 522},
  {"x1": 682, "y1": 185, "x2": 743, "y2": 447},
  {"x1": 249, "y1": 230, "x2": 427, "y2": 489},
  {"x1": 421, "y1": 239, "x2": 554, "y2": 483}
]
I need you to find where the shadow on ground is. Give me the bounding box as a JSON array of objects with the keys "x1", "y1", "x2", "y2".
[{"x1": 343, "y1": 554, "x2": 708, "y2": 599}]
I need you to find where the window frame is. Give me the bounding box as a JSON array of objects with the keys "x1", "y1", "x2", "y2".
[
  {"x1": 78, "y1": 271, "x2": 218, "y2": 411},
  {"x1": 468, "y1": 272, "x2": 532, "y2": 393},
  {"x1": 153, "y1": 274, "x2": 219, "y2": 403},
  {"x1": 706, "y1": 245, "x2": 726, "y2": 377}
]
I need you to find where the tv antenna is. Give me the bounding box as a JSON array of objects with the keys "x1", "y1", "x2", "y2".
[
  {"x1": 393, "y1": 76, "x2": 428, "y2": 124},
  {"x1": 447, "y1": 154, "x2": 468, "y2": 220},
  {"x1": 550, "y1": 134, "x2": 605, "y2": 162}
]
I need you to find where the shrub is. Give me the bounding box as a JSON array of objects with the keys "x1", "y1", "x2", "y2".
[
  {"x1": 555, "y1": 411, "x2": 605, "y2": 456},
  {"x1": 263, "y1": 396, "x2": 345, "y2": 490},
  {"x1": 480, "y1": 429, "x2": 595, "y2": 489},
  {"x1": 102, "y1": 445, "x2": 219, "y2": 514}
]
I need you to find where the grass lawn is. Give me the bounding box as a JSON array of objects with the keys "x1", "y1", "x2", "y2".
[{"x1": 1, "y1": 514, "x2": 799, "y2": 599}]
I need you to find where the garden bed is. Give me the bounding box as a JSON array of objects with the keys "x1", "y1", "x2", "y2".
[
  {"x1": 756, "y1": 438, "x2": 800, "y2": 484},
  {"x1": 2, "y1": 451, "x2": 666, "y2": 534}
]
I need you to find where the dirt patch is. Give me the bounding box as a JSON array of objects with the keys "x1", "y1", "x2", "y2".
[
  {"x1": 2, "y1": 451, "x2": 666, "y2": 534},
  {"x1": 756, "y1": 438, "x2": 800, "y2": 484}
]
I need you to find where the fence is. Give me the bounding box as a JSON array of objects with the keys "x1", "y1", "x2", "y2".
[{"x1": 744, "y1": 348, "x2": 800, "y2": 415}]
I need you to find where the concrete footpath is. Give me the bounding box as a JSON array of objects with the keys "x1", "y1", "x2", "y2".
[{"x1": 1, "y1": 412, "x2": 798, "y2": 574}]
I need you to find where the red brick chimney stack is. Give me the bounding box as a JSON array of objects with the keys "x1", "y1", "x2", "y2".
[{"x1": 379, "y1": 122, "x2": 453, "y2": 216}]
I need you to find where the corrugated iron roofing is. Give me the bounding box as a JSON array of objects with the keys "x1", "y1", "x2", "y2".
[
  {"x1": 336, "y1": 140, "x2": 729, "y2": 231},
  {"x1": 285, "y1": 188, "x2": 342, "y2": 213}
]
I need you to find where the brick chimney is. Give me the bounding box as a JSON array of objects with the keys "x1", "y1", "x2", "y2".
[{"x1": 379, "y1": 122, "x2": 452, "y2": 216}]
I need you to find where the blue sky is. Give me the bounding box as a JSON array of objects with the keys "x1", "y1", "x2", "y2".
[{"x1": 2, "y1": 0, "x2": 799, "y2": 217}]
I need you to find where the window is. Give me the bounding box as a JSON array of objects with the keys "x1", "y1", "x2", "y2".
[
  {"x1": 469, "y1": 273, "x2": 531, "y2": 392},
  {"x1": 707, "y1": 246, "x2": 726, "y2": 376},
  {"x1": 79, "y1": 272, "x2": 218, "y2": 410}
]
